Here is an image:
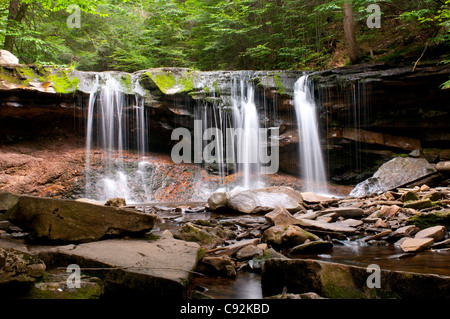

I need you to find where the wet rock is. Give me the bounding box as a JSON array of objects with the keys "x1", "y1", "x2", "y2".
[
  {"x1": 414, "y1": 226, "x2": 447, "y2": 242},
  {"x1": 197, "y1": 256, "x2": 236, "y2": 278},
  {"x1": 262, "y1": 225, "x2": 319, "y2": 249},
  {"x1": 432, "y1": 238, "x2": 450, "y2": 249},
  {"x1": 207, "y1": 192, "x2": 227, "y2": 211},
  {"x1": 250, "y1": 248, "x2": 288, "y2": 272},
  {"x1": 363, "y1": 230, "x2": 392, "y2": 242},
  {"x1": 174, "y1": 222, "x2": 233, "y2": 248},
  {"x1": 406, "y1": 210, "x2": 450, "y2": 228},
  {"x1": 288, "y1": 241, "x2": 333, "y2": 255},
  {"x1": 236, "y1": 245, "x2": 263, "y2": 260},
  {"x1": 0, "y1": 247, "x2": 46, "y2": 296},
  {"x1": 400, "y1": 238, "x2": 434, "y2": 252},
  {"x1": 222, "y1": 186, "x2": 303, "y2": 214},
  {"x1": 389, "y1": 225, "x2": 419, "y2": 239},
  {"x1": 403, "y1": 198, "x2": 434, "y2": 210},
  {"x1": 340, "y1": 219, "x2": 364, "y2": 227},
  {"x1": 264, "y1": 206, "x2": 299, "y2": 226},
  {"x1": 4, "y1": 195, "x2": 156, "y2": 243},
  {"x1": 207, "y1": 238, "x2": 260, "y2": 256},
  {"x1": 261, "y1": 258, "x2": 450, "y2": 299},
  {"x1": 349, "y1": 157, "x2": 438, "y2": 197},
  {"x1": 317, "y1": 207, "x2": 365, "y2": 219}
]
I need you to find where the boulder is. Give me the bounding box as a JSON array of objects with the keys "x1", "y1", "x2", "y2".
[
  {"x1": 0, "y1": 192, "x2": 19, "y2": 215},
  {"x1": 349, "y1": 157, "x2": 437, "y2": 197},
  {"x1": 262, "y1": 225, "x2": 319, "y2": 249},
  {"x1": 250, "y1": 248, "x2": 289, "y2": 272},
  {"x1": 414, "y1": 226, "x2": 447, "y2": 242},
  {"x1": 173, "y1": 222, "x2": 234, "y2": 248},
  {"x1": 236, "y1": 245, "x2": 263, "y2": 260},
  {"x1": 261, "y1": 258, "x2": 450, "y2": 299},
  {"x1": 265, "y1": 206, "x2": 299, "y2": 226},
  {"x1": 207, "y1": 192, "x2": 227, "y2": 211},
  {"x1": 196, "y1": 256, "x2": 236, "y2": 277},
  {"x1": 0, "y1": 247, "x2": 46, "y2": 296},
  {"x1": 224, "y1": 186, "x2": 303, "y2": 214},
  {"x1": 4, "y1": 195, "x2": 156, "y2": 243},
  {"x1": 0, "y1": 50, "x2": 19, "y2": 64},
  {"x1": 37, "y1": 238, "x2": 202, "y2": 298},
  {"x1": 400, "y1": 238, "x2": 434, "y2": 252}
]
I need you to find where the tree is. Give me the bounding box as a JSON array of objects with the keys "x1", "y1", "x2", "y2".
[
  {"x1": 1, "y1": 0, "x2": 106, "y2": 59},
  {"x1": 343, "y1": 0, "x2": 360, "y2": 64}
]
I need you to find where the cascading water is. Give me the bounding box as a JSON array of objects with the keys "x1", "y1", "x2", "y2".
[
  {"x1": 294, "y1": 75, "x2": 328, "y2": 194},
  {"x1": 84, "y1": 73, "x2": 149, "y2": 202}
]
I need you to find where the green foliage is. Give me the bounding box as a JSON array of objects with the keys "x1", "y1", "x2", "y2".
[{"x1": 0, "y1": 0, "x2": 448, "y2": 72}]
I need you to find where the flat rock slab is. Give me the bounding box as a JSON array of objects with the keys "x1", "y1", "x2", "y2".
[
  {"x1": 36, "y1": 237, "x2": 202, "y2": 298},
  {"x1": 295, "y1": 218, "x2": 357, "y2": 234},
  {"x1": 400, "y1": 238, "x2": 435, "y2": 252},
  {"x1": 318, "y1": 207, "x2": 365, "y2": 219}
]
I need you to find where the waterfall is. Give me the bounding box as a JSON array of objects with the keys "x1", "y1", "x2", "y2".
[
  {"x1": 294, "y1": 75, "x2": 328, "y2": 194},
  {"x1": 232, "y1": 79, "x2": 261, "y2": 190},
  {"x1": 84, "y1": 72, "x2": 148, "y2": 202}
]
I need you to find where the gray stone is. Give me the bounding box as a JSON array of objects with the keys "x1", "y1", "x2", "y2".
[
  {"x1": 207, "y1": 192, "x2": 227, "y2": 211},
  {"x1": 37, "y1": 237, "x2": 202, "y2": 298},
  {"x1": 225, "y1": 186, "x2": 303, "y2": 214},
  {"x1": 349, "y1": 157, "x2": 437, "y2": 197}
]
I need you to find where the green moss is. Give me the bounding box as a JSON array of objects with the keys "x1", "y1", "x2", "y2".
[
  {"x1": 119, "y1": 73, "x2": 133, "y2": 93},
  {"x1": 406, "y1": 210, "x2": 450, "y2": 229},
  {"x1": 50, "y1": 69, "x2": 79, "y2": 93},
  {"x1": 273, "y1": 73, "x2": 286, "y2": 94},
  {"x1": 151, "y1": 72, "x2": 176, "y2": 94},
  {"x1": 212, "y1": 80, "x2": 220, "y2": 94}
]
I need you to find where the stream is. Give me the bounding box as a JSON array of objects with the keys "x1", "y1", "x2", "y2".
[{"x1": 150, "y1": 206, "x2": 450, "y2": 299}]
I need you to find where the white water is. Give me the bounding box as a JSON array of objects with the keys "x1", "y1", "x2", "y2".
[
  {"x1": 294, "y1": 75, "x2": 328, "y2": 194},
  {"x1": 84, "y1": 73, "x2": 148, "y2": 202}
]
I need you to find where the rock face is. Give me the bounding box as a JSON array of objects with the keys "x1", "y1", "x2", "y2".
[
  {"x1": 349, "y1": 157, "x2": 438, "y2": 197},
  {"x1": 261, "y1": 258, "x2": 450, "y2": 299},
  {"x1": 209, "y1": 187, "x2": 303, "y2": 214},
  {"x1": 37, "y1": 237, "x2": 202, "y2": 298},
  {"x1": 3, "y1": 194, "x2": 156, "y2": 243}
]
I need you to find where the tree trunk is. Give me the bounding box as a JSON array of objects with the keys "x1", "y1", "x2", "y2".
[
  {"x1": 4, "y1": 0, "x2": 29, "y2": 53},
  {"x1": 343, "y1": 0, "x2": 360, "y2": 64}
]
